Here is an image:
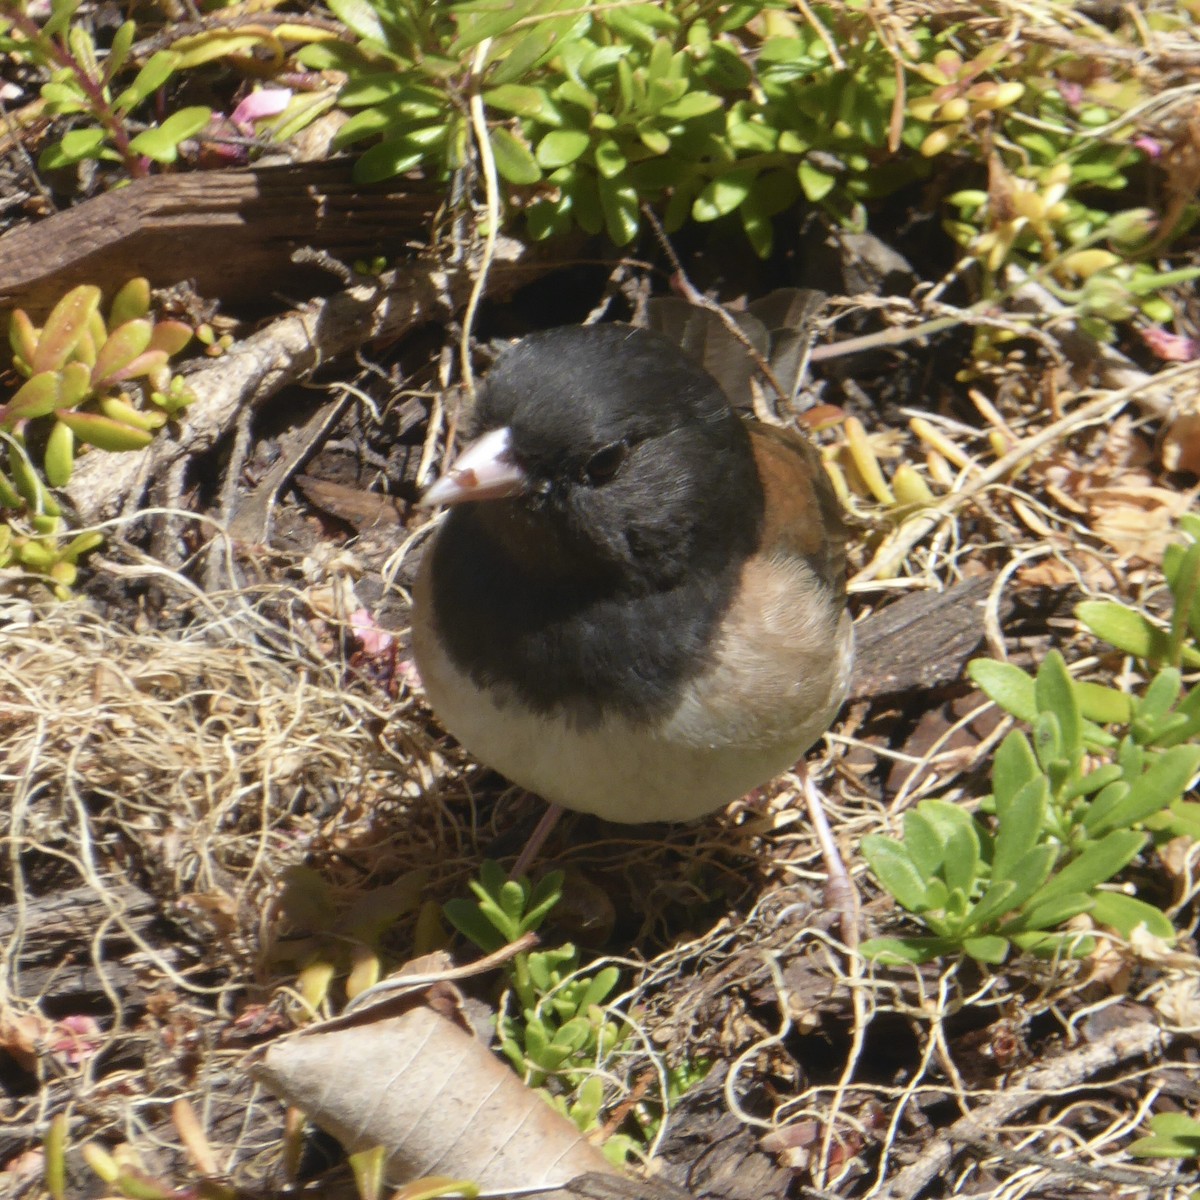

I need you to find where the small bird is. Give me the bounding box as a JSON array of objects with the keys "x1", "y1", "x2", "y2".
[{"x1": 412, "y1": 323, "x2": 853, "y2": 897}]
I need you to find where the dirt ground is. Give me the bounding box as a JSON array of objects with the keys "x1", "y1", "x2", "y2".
[{"x1": 2, "y1": 10, "x2": 1200, "y2": 1199}]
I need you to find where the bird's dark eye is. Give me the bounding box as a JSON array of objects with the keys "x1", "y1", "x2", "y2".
[{"x1": 584, "y1": 441, "x2": 627, "y2": 484}]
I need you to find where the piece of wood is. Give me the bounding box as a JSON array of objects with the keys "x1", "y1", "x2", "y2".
[
  {"x1": 849, "y1": 575, "x2": 1004, "y2": 701},
  {"x1": 0, "y1": 881, "x2": 162, "y2": 1003},
  {"x1": 0, "y1": 159, "x2": 440, "y2": 318}
]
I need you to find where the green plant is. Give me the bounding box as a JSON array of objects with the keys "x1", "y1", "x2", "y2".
[
  {"x1": 909, "y1": 44, "x2": 1026, "y2": 158},
  {"x1": 0, "y1": 278, "x2": 195, "y2": 594},
  {"x1": 445, "y1": 863, "x2": 627, "y2": 1089},
  {"x1": 862, "y1": 521, "x2": 1200, "y2": 965},
  {"x1": 946, "y1": 168, "x2": 1199, "y2": 348},
  {"x1": 297, "y1": 1, "x2": 937, "y2": 254},
  {"x1": 1076, "y1": 514, "x2": 1200, "y2": 672},
  {"x1": 74, "y1": 1101, "x2": 238, "y2": 1200},
  {"x1": 1129, "y1": 1112, "x2": 1200, "y2": 1160},
  {"x1": 0, "y1": 0, "x2": 211, "y2": 176},
  {"x1": 298, "y1": 0, "x2": 1198, "y2": 305},
  {"x1": 445, "y1": 862, "x2": 700, "y2": 1164}
]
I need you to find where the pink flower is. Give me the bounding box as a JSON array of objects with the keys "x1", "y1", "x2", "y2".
[
  {"x1": 350, "y1": 608, "x2": 395, "y2": 657},
  {"x1": 49, "y1": 1015, "x2": 103, "y2": 1064},
  {"x1": 1139, "y1": 325, "x2": 1198, "y2": 361},
  {"x1": 230, "y1": 88, "x2": 293, "y2": 134}
]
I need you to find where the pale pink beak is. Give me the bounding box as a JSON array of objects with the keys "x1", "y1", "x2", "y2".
[{"x1": 417, "y1": 426, "x2": 528, "y2": 508}]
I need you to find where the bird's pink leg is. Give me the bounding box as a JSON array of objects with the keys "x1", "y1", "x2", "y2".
[
  {"x1": 799, "y1": 763, "x2": 860, "y2": 950},
  {"x1": 509, "y1": 802, "x2": 565, "y2": 880}
]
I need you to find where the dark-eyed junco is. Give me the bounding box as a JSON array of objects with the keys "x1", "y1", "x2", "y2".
[{"x1": 412, "y1": 323, "x2": 853, "y2": 886}]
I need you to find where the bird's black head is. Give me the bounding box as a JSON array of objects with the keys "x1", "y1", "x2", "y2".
[{"x1": 454, "y1": 324, "x2": 764, "y2": 591}]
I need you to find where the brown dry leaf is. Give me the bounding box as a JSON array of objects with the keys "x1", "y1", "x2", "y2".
[
  {"x1": 1130, "y1": 925, "x2": 1200, "y2": 970},
  {"x1": 1028, "y1": 414, "x2": 1194, "y2": 561},
  {"x1": 1016, "y1": 558, "x2": 1077, "y2": 587},
  {"x1": 1161, "y1": 411, "x2": 1200, "y2": 475},
  {"x1": 1085, "y1": 483, "x2": 1194, "y2": 560},
  {"x1": 246, "y1": 989, "x2": 616, "y2": 1193},
  {"x1": 0, "y1": 1008, "x2": 51, "y2": 1072}
]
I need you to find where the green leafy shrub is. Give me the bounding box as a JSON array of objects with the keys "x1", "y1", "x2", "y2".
[
  {"x1": 296, "y1": 4, "x2": 875, "y2": 249},
  {"x1": 297, "y1": 0, "x2": 1192, "y2": 297},
  {"x1": 299, "y1": 0, "x2": 943, "y2": 253},
  {"x1": 862, "y1": 519, "x2": 1200, "y2": 965},
  {"x1": 0, "y1": 0, "x2": 211, "y2": 175},
  {"x1": 445, "y1": 863, "x2": 628, "y2": 1092},
  {"x1": 445, "y1": 862, "x2": 701, "y2": 1164},
  {"x1": 1, "y1": 278, "x2": 194, "y2": 593}
]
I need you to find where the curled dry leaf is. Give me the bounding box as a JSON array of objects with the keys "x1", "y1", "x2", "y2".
[
  {"x1": 1086, "y1": 483, "x2": 1195, "y2": 561},
  {"x1": 246, "y1": 983, "x2": 615, "y2": 1195},
  {"x1": 1153, "y1": 976, "x2": 1200, "y2": 1029},
  {"x1": 1161, "y1": 411, "x2": 1200, "y2": 476}
]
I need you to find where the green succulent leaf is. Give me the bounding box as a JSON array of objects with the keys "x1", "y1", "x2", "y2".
[
  {"x1": 149, "y1": 321, "x2": 193, "y2": 358},
  {"x1": 354, "y1": 138, "x2": 427, "y2": 182},
  {"x1": 522, "y1": 870, "x2": 566, "y2": 934},
  {"x1": 40, "y1": 127, "x2": 110, "y2": 170},
  {"x1": 1129, "y1": 1113, "x2": 1200, "y2": 1159},
  {"x1": 1139, "y1": 669, "x2": 1183, "y2": 725},
  {"x1": 798, "y1": 159, "x2": 837, "y2": 202},
  {"x1": 5, "y1": 372, "x2": 62, "y2": 423},
  {"x1": 1088, "y1": 891, "x2": 1174, "y2": 942},
  {"x1": 961, "y1": 935, "x2": 1010, "y2": 963},
  {"x1": 740, "y1": 194, "x2": 774, "y2": 258},
  {"x1": 1007, "y1": 928, "x2": 1095, "y2": 958},
  {"x1": 33, "y1": 285, "x2": 101, "y2": 374},
  {"x1": 1075, "y1": 600, "x2": 1172, "y2": 664},
  {"x1": 114, "y1": 50, "x2": 181, "y2": 112},
  {"x1": 594, "y1": 137, "x2": 627, "y2": 179},
  {"x1": 1008, "y1": 892, "x2": 1093, "y2": 933},
  {"x1": 899, "y1": 809, "x2": 943, "y2": 880},
  {"x1": 991, "y1": 843, "x2": 1056, "y2": 912},
  {"x1": 941, "y1": 816, "x2": 981, "y2": 899},
  {"x1": 969, "y1": 659, "x2": 1037, "y2": 723},
  {"x1": 490, "y1": 127, "x2": 543, "y2": 184},
  {"x1": 692, "y1": 168, "x2": 756, "y2": 221},
  {"x1": 859, "y1": 936, "x2": 960, "y2": 965},
  {"x1": 992, "y1": 730, "x2": 1039, "y2": 811},
  {"x1": 1032, "y1": 710, "x2": 1063, "y2": 773},
  {"x1": 104, "y1": 19, "x2": 137, "y2": 83},
  {"x1": 1074, "y1": 681, "x2": 1133, "y2": 725},
  {"x1": 1164, "y1": 540, "x2": 1200, "y2": 643},
  {"x1": 92, "y1": 319, "x2": 153, "y2": 388},
  {"x1": 537, "y1": 128, "x2": 591, "y2": 168},
  {"x1": 1026, "y1": 829, "x2": 1145, "y2": 908},
  {"x1": 1035, "y1": 651, "x2": 1083, "y2": 764},
  {"x1": 1085, "y1": 745, "x2": 1200, "y2": 835},
  {"x1": 485, "y1": 84, "x2": 561, "y2": 122},
  {"x1": 660, "y1": 92, "x2": 723, "y2": 120},
  {"x1": 960, "y1": 879, "x2": 1016, "y2": 931},
  {"x1": 598, "y1": 178, "x2": 639, "y2": 244},
  {"x1": 54, "y1": 410, "x2": 155, "y2": 452},
  {"x1": 991, "y1": 778, "x2": 1048, "y2": 882},
  {"x1": 129, "y1": 106, "x2": 212, "y2": 163},
  {"x1": 43, "y1": 419, "x2": 75, "y2": 487},
  {"x1": 861, "y1": 835, "x2": 929, "y2": 912},
  {"x1": 326, "y1": 0, "x2": 389, "y2": 43},
  {"x1": 108, "y1": 278, "x2": 151, "y2": 327}
]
